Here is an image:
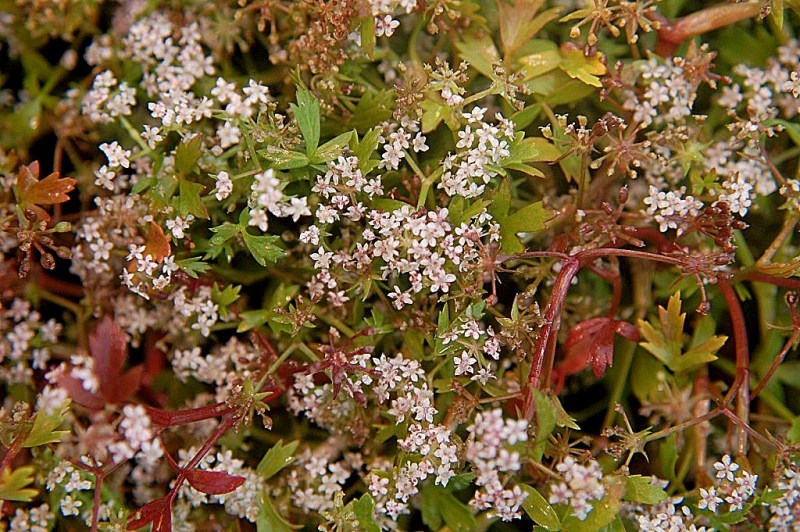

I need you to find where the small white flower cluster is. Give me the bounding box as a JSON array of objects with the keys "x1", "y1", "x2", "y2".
[
  {"x1": 124, "y1": 14, "x2": 214, "y2": 127},
  {"x1": 248, "y1": 169, "x2": 311, "y2": 232},
  {"x1": 622, "y1": 55, "x2": 702, "y2": 127},
  {"x1": 548, "y1": 456, "x2": 606, "y2": 520},
  {"x1": 369, "y1": 423, "x2": 459, "y2": 519},
  {"x1": 721, "y1": 40, "x2": 800, "y2": 143},
  {"x1": 366, "y1": 359, "x2": 449, "y2": 515},
  {"x1": 110, "y1": 404, "x2": 164, "y2": 467},
  {"x1": 442, "y1": 314, "x2": 502, "y2": 385},
  {"x1": 697, "y1": 454, "x2": 758, "y2": 513},
  {"x1": 171, "y1": 337, "x2": 260, "y2": 401},
  {"x1": 377, "y1": 118, "x2": 428, "y2": 171},
  {"x1": 71, "y1": 194, "x2": 151, "y2": 288},
  {"x1": 46, "y1": 461, "x2": 93, "y2": 518},
  {"x1": 767, "y1": 466, "x2": 800, "y2": 531},
  {"x1": 81, "y1": 70, "x2": 137, "y2": 124},
  {"x1": 170, "y1": 285, "x2": 220, "y2": 337},
  {"x1": 122, "y1": 244, "x2": 179, "y2": 298},
  {"x1": 7, "y1": 503, "x2": 53, "y2": 532},
  {"x1": 440, "y1": 108, "x2": 515, "y2": 199},
  {"x1": 465, "y1": 409, "x2": 529, "y2": 521},
  {"x1": 370, "y1": 0, "x2": 416, "y2": 38},
  {"x1": 779, "y1": 178, "x2": 800, "y2": 214},
  {"x1": 643, "y1": 184, "x2": 703, "y2": 233},
  {"x1": 307, "y1": 198, "x2": 499, "y2": 308},
  {"x1": 0, "y1": 298, "x2": 61, "y2": 385},
  {"x1": 287, "y1": 446, "x2": 364, "y2": 513},
  {"x1": 177, "y1": 447, "x2": 265, "y2": 522},
  {"x1": 635, "y1": 496, "x2": 711, "y2": 532},
  {"x1": 287, "y1": 350, "x2": 372, "y2": 430}
]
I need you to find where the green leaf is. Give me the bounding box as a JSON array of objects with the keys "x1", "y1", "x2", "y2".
[
  {"x1": 352, "y1": 494, "x2": 380, "y2": 532},
  {"x1": 439, "y1": 491, "x2": 477, "y2": 532},
  {"x1": 348, "y1": 90, "x2": 395, "y2": 133},
  {"x1": 238, "y1": 309, "x2": 271, "y2": 332},
  {"x1": 22, "y1": 399, "x2": 71, "y2": 448},
  {"x1": 352, "y1": 128, "x2": 381, "y2": 165},
  {"x1": 212, "y1": 284, "x2": 241, "y2": 319},
  {"x1": 498, "y1": 3, "x2": 562, "y2": 60},
  {"x1": 521, "y1": 484, "x2": 561, "y2": 530},
  {"x1": 657, "y1": 434, "x2": 678, "y2": 482},
  {"x1": 623, "y1": 475, "x2": 668, "y2": 504},
  {"x1": 518, "y1": 41, "x2": 562, "y2": 80},
  {"x1": 421, "y1": 484, "x2": 477, "y2": 532},
  {"x1": 638, "y1": 293, "x2": 726, "y2": 373},
  {"x1": 260, "y1": 146, "x2": 310, "y2": 170},
  {"x1": 772, "y1": 0, "x2": 784, "y2": 28},
  {"x1": 360, "y1": 16, "x2": 376, "y2": 57},
  {"x1": 312, "y1": 131, "x2": 353, "y2": 164},
  {"x1": 497, "y1": 200, "x2": 551, "y2": 253},
  {"x1": 421, "y1": 99, "x2": 448, "y2": 133},
  {"x1": 0, "y1": 466, "x2": 38, "y2": 502},
  {"x1": 454, "y1": 34, "x2": 500, "y2": 78},
  {"x1": 291, "y1": 88, "x2": 320, "y2": 156},
  {"x1": 257, "y1": 440, "x2": 299, "y2": 480},
  {"x1": 788, "y1": 414, "x2": 800, "y2": 443},
  {"x1": 174, "y1": 135, "x2": 203, "y2": 175},
  {"x1": 176, "y1": 256, "x2": 211, "y2": 278},
  {"x1": 241, "y1": 231, "x2": 284, "y2": 266},
  {"x1": 178, "y1": 179, "x2": 209, "y2": 219},
  {"x1": 489, "y1": 178, "x2": 512, "y2": 219},
  {"x1": 257, "y1": 493, "x2": 301, "y2": 532},
  {"x1": 209, "y1": 223, "x2": 239, "y2": 246},
  {"x1": 532, "y1": 389, "x2": 556, "y2": 460}
]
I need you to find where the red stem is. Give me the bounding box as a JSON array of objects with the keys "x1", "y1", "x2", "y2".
[
  {"x1": 656, "y1": 2, "x2": 762, "y2": 56},
  {"x1": 718, "y1": 277, "x2": 751, "y2": 456},
  {"x1": 750, "y1": 332, "x2": 800, "y2": 400},
  {"x1": 0, "y1": 438, "x2": 22, "y2": 475}
]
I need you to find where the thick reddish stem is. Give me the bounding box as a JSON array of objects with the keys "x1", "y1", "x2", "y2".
[
  {"x1": 656, "y1": 2, "x2": 762, "y2": 56},
  {"x1": 0, "y1": 438, "x2": 22, "y2": 475},
  {"x1": 718, "y1": 277, "x2": 750, "y2": 455},
  {"x1": 523, "y1": 258, "x2": 581, "y2": 420},
  {"x1": 145, "y1": 403, "x2": 234, "y2": 429}
]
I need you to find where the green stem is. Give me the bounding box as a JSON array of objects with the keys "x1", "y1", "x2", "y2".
[
  {"x1": 119, "y1": 116, "x2": 150, "y2": 153},
  {"x1": 315, "y1": 312, "x2": 355, "y2": 337}
]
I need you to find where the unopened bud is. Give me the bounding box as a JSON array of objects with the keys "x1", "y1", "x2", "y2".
[
  {"x1": 617, "y1": 186, "x2": 629, "y2": 205},
  {"x1": 786, "y1": 291, "x2": 798, "y2": 308},
  {"x1": 56, "y1": 246, "x2": 72, "y2": 259},
  {"x1": 40, "y1": 252, "x2": 56, "y2": 270},
  {"x1": 52, "y1": 221, "x2": 72, "y2": 232}
]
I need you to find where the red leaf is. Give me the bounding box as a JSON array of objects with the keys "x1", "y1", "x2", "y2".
[
  {"x1": 27, "y1": 170, "x2": 77, "y2": 205},
  {"x1": 555, "y1": 317, "x2": 639, "y2": 392},
  {"x1": 144, "y1": 222, "x2": 171, "y2": 263},
  {"x1": 89, "y1": 316, "x2": 142, "y2": 403},
  {"x1": 15, "y1": 161, "x2": 77, "y2": 221},
  {"x1": 184, "y1": 468, "x2": 246, "y2": 495},
  {"x1": 51, "y1": 374, "x2": 105, "y2": 410},
  {"x1": 127, "y1": 496, "x2": 172, "y2": 531}
]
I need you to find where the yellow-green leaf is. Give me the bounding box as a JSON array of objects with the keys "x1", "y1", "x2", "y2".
[
  {"x1": 560, "y1": 49, "x2": 606, "y2": 87},
  {"x1": 22, "y1": 399, "x2": 71, "y2": 448},
  {"x1": 638, "y1": 293, "x2": 726, "y2": 373},
  {"x1": 0, "y1": 466, "x2": 38, "y2": 502}
]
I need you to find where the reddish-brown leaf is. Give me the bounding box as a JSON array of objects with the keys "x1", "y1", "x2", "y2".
[
  {"x1": 554, "y1": 317, "x2": 640, "y2": 392},
  {"x1": 15, "y1": 161, "x2": 76, "y2": 213},
  {"x1": 184, "y1": 468, "x2": 246, "y2": 495},
  {"x1": 144, "y1": 222, "x2": 171, "y2": 263},
  {"x1": 51, "y1": 374, "x2": 105, "y2": 410},
  {"x1": 127, "y1": 496, "x2": 172, "y2": 531},
  {"x1": 88, "y1": 316, "x2": 142, "y2": 404}
]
